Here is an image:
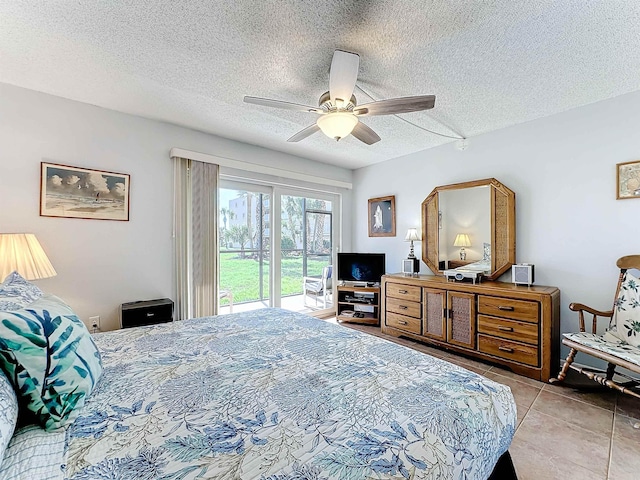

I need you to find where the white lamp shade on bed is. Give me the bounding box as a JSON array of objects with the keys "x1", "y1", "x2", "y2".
[{"x1": 0, "y1": 233, "x2": 57, "y2": 280}]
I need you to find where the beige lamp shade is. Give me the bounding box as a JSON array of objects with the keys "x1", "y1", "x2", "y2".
[
  {"x1": 453, "y1": 233, "x2": 471, "y2": 247},
  {"x1": 0, "y1": 233, "x2": 57, "y2": 281},
  {"x1": 404, "y1": 228, "x2": 421, "y2": 242}
]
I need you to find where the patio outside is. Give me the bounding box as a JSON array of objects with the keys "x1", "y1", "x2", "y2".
[
  {"x1": 219, "y1": 188, "x2": 333, "y2": 316},
  {"x1": 218, "y1": 251, "x2": 333, "y2": 315}
]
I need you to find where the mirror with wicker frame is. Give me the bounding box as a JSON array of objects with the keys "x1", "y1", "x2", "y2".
[{"x1": 421, "y1": 178, "x2": 516, "y2": 281}]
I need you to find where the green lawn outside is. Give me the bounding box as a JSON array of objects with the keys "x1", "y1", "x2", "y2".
[{"x1": 219, "y1": 251, "x2": 329, "y2": 305}]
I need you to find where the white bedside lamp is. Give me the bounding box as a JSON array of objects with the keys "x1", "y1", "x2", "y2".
[
  {"x1": 404, "y1": 228, "x2": 421, "y2": 259},
  {"x1": 402, "y1": 228, "x2": 421, "y2": 276},
  {"x1": 453, "y1": 233, "x2": 471, "y2": 261},
  {"x1": 0, "y1": 233, "x2": 57, "y2": 280}
]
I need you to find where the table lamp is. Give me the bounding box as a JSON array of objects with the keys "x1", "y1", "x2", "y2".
[
  {"x1": 453, "y1": 233, "x2": 471, "y2": 261},
  {"x1": 405, "y1": 228, "x2": 421, "y2": 258},
  {"x1": 0, "y1": 233, "x2": 57, "y2": 281},
  {"x1": 403, "y1": 228, "x2": 421, "y2": 276}
]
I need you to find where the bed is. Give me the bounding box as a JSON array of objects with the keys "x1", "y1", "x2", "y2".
[
  {"x1": 455, "y1": 259, "x2": 492, "y2": 275},
  {"x1": 0, "y1": 283, "x2": 517, "y2": 479},
  {"x1": 454, "y1": 242, "x2": 493, "y2": 276}
]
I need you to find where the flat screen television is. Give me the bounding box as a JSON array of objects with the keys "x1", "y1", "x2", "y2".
[{"x1": 337, "y1": 253, "x2": 386, "y2": 285}]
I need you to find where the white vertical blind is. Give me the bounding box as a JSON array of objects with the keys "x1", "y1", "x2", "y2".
[
  {"x1": 191, "y1": 160, "x2": 219, "y2": 318},
  {"x1": 172, "y1": 157, "x2": 219, "y2": 320}
]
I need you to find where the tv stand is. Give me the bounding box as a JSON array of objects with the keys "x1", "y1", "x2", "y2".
[
  {"x1": 336, "y1": 285, "x2": 380, "y2": 325},
  {"x1": 341, "y1": 281, "x2": 380, "y2": 288}
]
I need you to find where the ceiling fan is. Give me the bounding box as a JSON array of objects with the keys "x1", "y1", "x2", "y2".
[{"x1": 244, "y1": 50, "x2": 435, "y2": 145}]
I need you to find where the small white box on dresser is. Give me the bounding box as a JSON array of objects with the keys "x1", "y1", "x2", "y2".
[{"x1": 512, "y1": 264, "x2": 535, "y2": 286}]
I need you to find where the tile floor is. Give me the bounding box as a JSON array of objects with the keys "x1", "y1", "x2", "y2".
[{"x1": 328, "y1": 320, "x2": 640, "y2": 480}]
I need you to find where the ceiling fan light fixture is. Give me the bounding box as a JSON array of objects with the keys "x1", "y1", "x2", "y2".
[{"x1": 316, "y1": 112, "x2": 358, "y2": 141}]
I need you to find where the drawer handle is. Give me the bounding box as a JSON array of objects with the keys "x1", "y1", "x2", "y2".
[
  {"x1": 146, "y1": 312, "x2": 155, "y2": 317},
  {"x1": 398, "y1": 320, "x2": 408, "y2": 325},
  {"x1": 498, "y1": 346, "x2": 514, "y2": 353},
  {"x1": 498, "y1": 306, "x2": 515, "y2": 311},
  {"x1": 399, "y1": 305, "x2": 408, "y2": 310},
  {"x1": 498, "y1": 326, "x2": 514, "y2": 332},
  {"x1": 398, "y1": 290, "x2": 408, "y2": 294}
]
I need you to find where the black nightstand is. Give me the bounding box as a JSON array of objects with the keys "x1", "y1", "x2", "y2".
[
  {"x1": 447, "y1": 259, "x2": 473, "y2": 269},
  {"x1": 120, "y1": 298, "x2": 174, "y2": 328}
]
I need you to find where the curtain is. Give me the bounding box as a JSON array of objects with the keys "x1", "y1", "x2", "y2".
[{"x1": 172, "y1": 156, "x2": 219, "y2": 320}]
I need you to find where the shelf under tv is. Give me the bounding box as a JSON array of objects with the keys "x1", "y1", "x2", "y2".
[{"x1": 336, "y1": 285, "x2": 380, "y2": 326}]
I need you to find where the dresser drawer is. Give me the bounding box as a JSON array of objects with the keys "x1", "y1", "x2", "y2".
[
  {"x1": 477, "y1": 296, "x2": 539, "y2": 323},
  {"x1": 386, "y1": 297, "x2": 421, "y2": 318},
  {"x1": 386, "y1": 312, "x2": 422, "y2": 335},
  {"x1": 386, "y1": 283, "x2": 422, "y2": 302},
  {"x1": 478, "y1": 334, "x2": 539, "y2": 366},
  {"x1": 477, "y1": 315, "x2": 539, "y2": 345}
]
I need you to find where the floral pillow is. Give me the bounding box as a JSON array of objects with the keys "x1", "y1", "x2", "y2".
[
  {"x1": 0, "y1": 369, "x2": 18, "y2": 468},
  {"x1": 483, "y1": 243, "x2": 491, "y2": 262},
  {"x1": 0, "y1": 272, "x2": 44, "y2": 312},
  {"x1": 0, "y1": 294, "x2": 102, "y2": 431},
  {"x1": 612, "y1": 271, "x2": 640, "y2": 347}
]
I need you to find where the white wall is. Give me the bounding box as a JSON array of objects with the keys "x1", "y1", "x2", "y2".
[
  {"x1": 353, "y1": 89, "x2": 640, "y2": 361},
  {"x1": 0, "y1": 83, "x2": 353, "y2": 331}
]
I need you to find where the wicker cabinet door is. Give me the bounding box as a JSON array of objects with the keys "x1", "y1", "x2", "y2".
[
  {"x1": 422, "y1": 288, "x2": 446, "y2": 341},
  {"x1": 446, "y1": 291, "x2": 476, "y2": 349}
]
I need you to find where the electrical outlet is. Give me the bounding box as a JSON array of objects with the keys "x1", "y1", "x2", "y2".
[{"x1": 89, "y1": 316, "x2": 100, "y2": 332}]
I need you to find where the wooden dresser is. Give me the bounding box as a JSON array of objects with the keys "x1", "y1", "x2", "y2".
[{"x1": 381, "y1": 274, "x2": 561, "y2": 381}]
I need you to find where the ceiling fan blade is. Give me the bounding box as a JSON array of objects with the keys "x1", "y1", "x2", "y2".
[
  {"x1": 329, "y1": 50, "x2": 360, "y2": 105},
  {"x1": 350, "y1": 122, "x2": 381, "y2": 145},
  {"x1": 353, "y1": 95, "x2": 436, "y2": 116},
  {"x1": 244, "y1": 96, "x2": 323, "y2": 114},
  {"x1": 287, "y1": 124, "x2": 321, "y2": 142}
]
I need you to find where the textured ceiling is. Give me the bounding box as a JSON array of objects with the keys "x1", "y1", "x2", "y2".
[{"x1": 1, "y1": 1, "x2": 640, "y2": 169}]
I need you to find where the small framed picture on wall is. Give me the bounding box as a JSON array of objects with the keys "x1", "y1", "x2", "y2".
[
  {"x1": 617, "y1": 160, "x2": 640, "y2": 199},
  {"x1": 368, "y1": 195, "x2": 396, "y2": 237}
]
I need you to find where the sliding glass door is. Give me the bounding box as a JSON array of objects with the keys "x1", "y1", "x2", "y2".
[
  {"x1": 280, "y1": 194, "x2": 333, "y2": 313},
  {"x1": 219, "y1": 182, "x2": 271, "y2": 313},
  {"x1": 219, "y1": 180, "x2": 339, "y2": 316}
]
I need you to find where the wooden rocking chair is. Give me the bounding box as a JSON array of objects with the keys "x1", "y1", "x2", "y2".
[{"x1": 551, "y1": 255, "x2": 640, "y2": 399}]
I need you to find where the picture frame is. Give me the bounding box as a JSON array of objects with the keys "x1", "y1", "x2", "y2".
[
  {"x1": 368, "y1": 195, "x2": 396, "y2": 237},
  {"x1": 40, "y1": 162, "x2": 131, "y2": 221},
  {"x1": 617, "y1": 160, "x2": 640, "y2": 200}
]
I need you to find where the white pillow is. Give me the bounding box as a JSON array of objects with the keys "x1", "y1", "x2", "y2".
[
  {"x1": 612, "y1": 271, "x2": 640, "y2": 347},
  {"x1": 0, "y1": 369, "x2": 19, "y2": 469}
]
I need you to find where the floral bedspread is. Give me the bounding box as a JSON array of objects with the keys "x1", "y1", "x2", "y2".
[{"x1": 64, "y1": 308, "x2": 516, "y2": 480}]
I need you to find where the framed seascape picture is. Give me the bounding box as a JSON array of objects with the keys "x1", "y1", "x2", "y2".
[
  {"x1": 617, "y1": 160, "x2": 640, "y2": 200},
  {"x1": 368, "y1": 195, "x2": 396, "y2": 237},
  {"x1": 40, "y1": 162, "x2": 131, "y2": 221}
]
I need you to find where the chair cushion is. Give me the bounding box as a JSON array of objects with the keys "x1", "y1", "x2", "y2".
[
  {"x1": 612, "y1": 271, "x2": 640, "y2": 347},
  {"x1": 563, "y1": 332, "x2": 640, "y2": 368},
  {"x1": 0, "y1": 294, "x2": 103, "y2": 431},
  {"x1": 304, "y1": 279, "x2": 323, "y2": 294},
  {"x1": 0, "y1": 272, "x2": 44, "y2": 312}
]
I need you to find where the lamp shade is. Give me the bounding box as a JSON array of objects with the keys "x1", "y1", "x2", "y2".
[
  {"x1": 404, "y1": 228, "x2": 421, "y2": 242},
  {"x1": 0, "y1": 233, "x2": 57, "y2": 281},
  {"x1": 453, "y1": 233, "x2": 471, "y2": 248},
  {"x1": 316, "y1": 112, "x2": 359, "y2": 140}
]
